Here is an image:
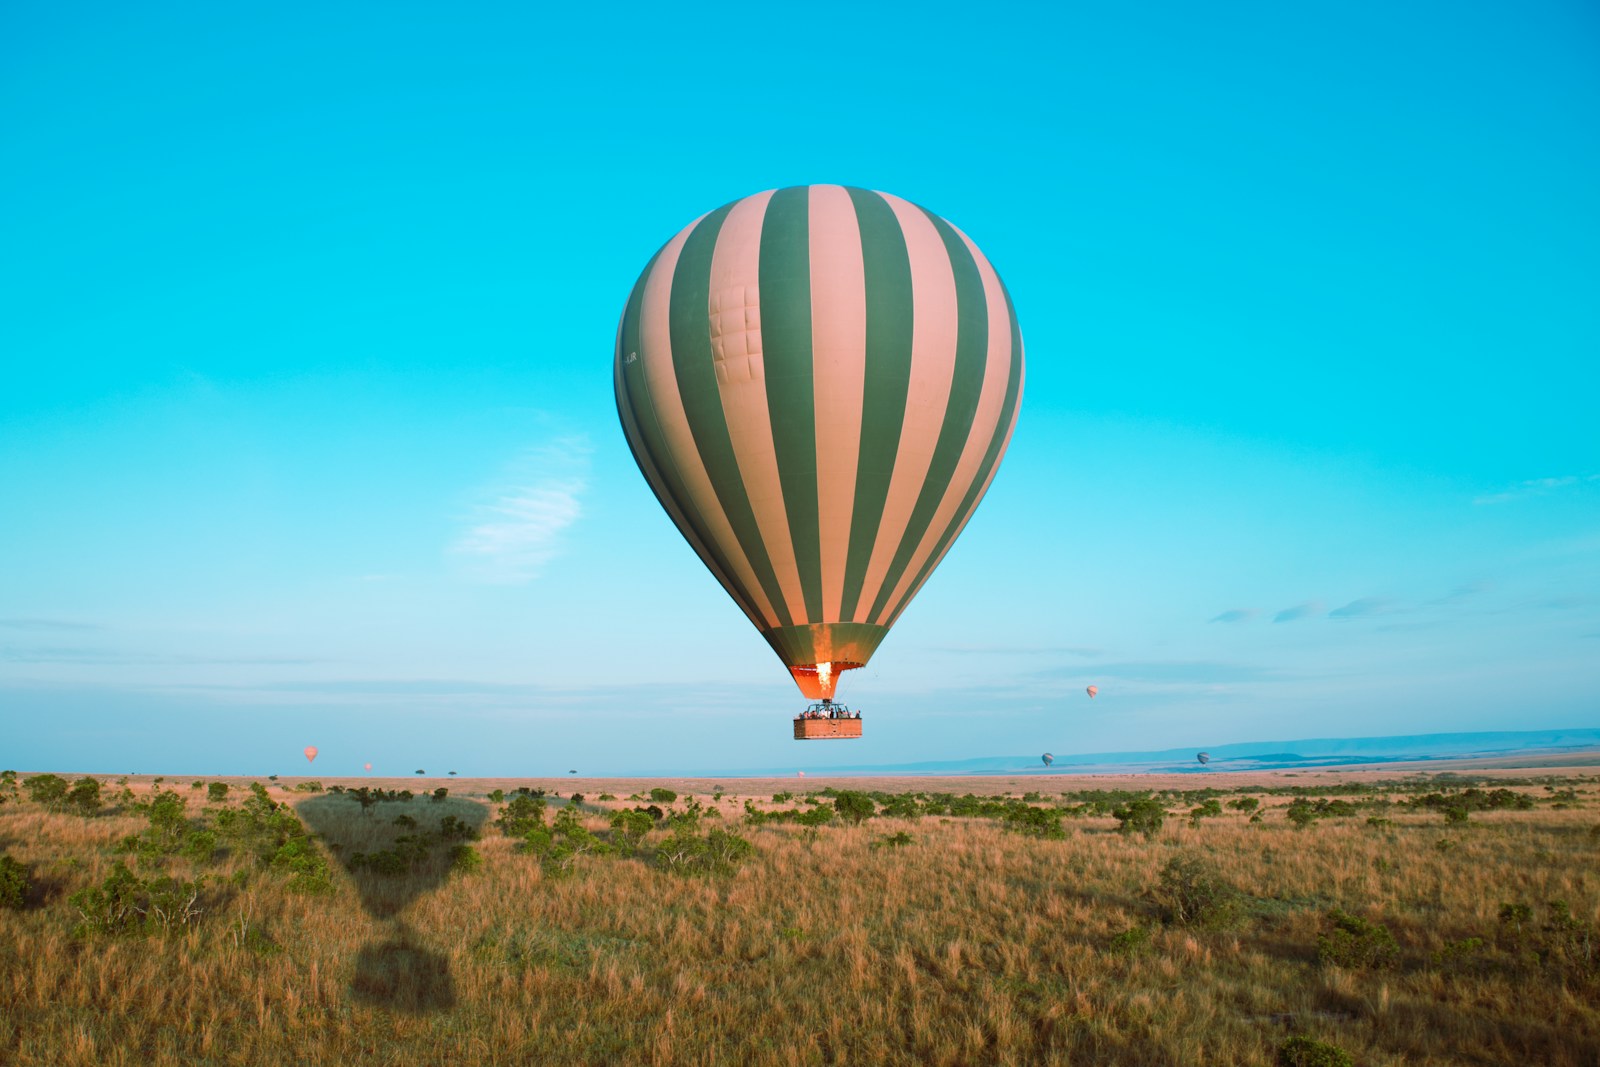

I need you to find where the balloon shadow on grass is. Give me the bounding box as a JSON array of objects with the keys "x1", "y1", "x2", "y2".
[{"x1": 298, "y1": 792, "x2": 489, "y2": 1014}]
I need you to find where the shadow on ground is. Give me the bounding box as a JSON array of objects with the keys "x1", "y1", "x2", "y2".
[{"x1": 298, "y1": 792, "x2": 490, "y2": 1013}]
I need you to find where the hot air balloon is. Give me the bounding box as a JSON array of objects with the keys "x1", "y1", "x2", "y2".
[
  {"x1": 1196, "y1": 752, "x2": 1211, "y2": 765},
  {"x1": 616, "y1": 186, "x2": 1024, "y2": 739},
  {"x1": 363, "y1": 762, "x2": 372, "y2": 772},
  {"x1": 1086, "y1": 685, "x2": 1098, "y2": 699},
  {"x1": 303, "y1": 746, "x2": 318, "y2": 764},
  {"x1": 797, "y1": 770, "x2": 806, "y2": 777},
  {"x1": 1041, "y1": 753, "x2": 1054, "y2": 767}
]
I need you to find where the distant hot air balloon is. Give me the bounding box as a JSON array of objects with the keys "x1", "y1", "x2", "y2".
[
  {"x1": 616, "y1": 186, "x2": 1024, "y2": 739},
  {"x1": 1041, "y1": 753, "x2": 1054, "y2": 767},
  {"x1": 1196, "y1": 752, "x2": 1211, "y2": 765},
  {"x1": 797, "y1": 770, "x2": 806, "y2": 777},
  {"x1": 1085, "y1": 685, "x2": 1098, "y2": 699},
  {"x1": 303, "y1": 746, "x2": 318, "y2": 764},
  {"x1": 363, "y1": 762, "x2": 372, "y2": 772}
]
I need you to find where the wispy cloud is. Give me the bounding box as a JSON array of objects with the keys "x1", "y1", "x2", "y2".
[
  {"x1": 1039, "y1": 660, "x2": 1276, "y2": 684},
  {"x1": 1473, "y1": 474, "x2": 1599, "y2": 506},
  {"x1": 1209, "y1": 608, "x2": 1258, "y2": 624},
  {"x1": 1329, "y1": 597, "x2": 1397, "y2": 619},
  {"x1": 931, "y1": 644, "x2": 1102, "y2": 657},
  {"x1": 1273, "y1": 601, "x2": 1324, "y2": 623},
  {"x1": 450, "y1": 436, "x2": 591, "y2": 583},
  {"x1": 0, "y1": 646, "x2": 321, "y2": 666},
  {"x1": 0, "y1": 617, "x2": 103, "y2": 631}
]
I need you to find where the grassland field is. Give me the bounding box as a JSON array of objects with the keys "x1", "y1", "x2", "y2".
[{"x1": 1, "y1": 762, "x2": 1596, "y2": 1066}]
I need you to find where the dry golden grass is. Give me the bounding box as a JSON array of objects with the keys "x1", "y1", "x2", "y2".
[{"x1": 1, "y1": 769, "x2": 1597, "y2": 1065}]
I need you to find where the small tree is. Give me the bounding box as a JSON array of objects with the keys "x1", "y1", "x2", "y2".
[
  {"x1": 609, "y1": 809, "x2": 654, "y2": 855},
  {"x1": 1285, "y1": 800, "x2": 1318, "y2": 830},
  {"x1": 649, "y1": 787, "x2": 678, "y2": 804},
  {"x1": 496, "y1": 793, "x2": 547, "y2": 836},
  {"x1": 65, "y1": 777, "x2": 102, "y2": 817},
  {"x1": 833, "y1": 791, "x2": 875, "y2": 825},
  {"x1": 1112, "y1": 796, "x2": 1166, "y2": 838},
  {"x1": 23, "y1": 773, "x2": 68, "y2": 810},
  {"x1": 207, "y1": 781, "x2": 230, "y2": 803}
]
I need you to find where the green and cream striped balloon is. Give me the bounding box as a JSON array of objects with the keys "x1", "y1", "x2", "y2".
[{"x1": 614, "y1": 185, "x2": 1024, "y2": 703}]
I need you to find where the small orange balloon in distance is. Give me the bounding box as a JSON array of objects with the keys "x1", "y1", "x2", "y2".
[
  {"x1": 1085, "y1": 685, "x2": 1098, "y2": 699},
  {"x1": 363, "y1": 762, "x2": 372, "y2": 771},
  {"x1": 304, "y1": 746, "x2": 318, "y2": 763},
  {"x1": 797, "y1": 770, "x2": 805, "y2": 777}
]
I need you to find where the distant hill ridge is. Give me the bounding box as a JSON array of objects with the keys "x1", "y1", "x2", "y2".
[{"x1": 739, "y1": 728, "x2": 1600, "y2": 776}]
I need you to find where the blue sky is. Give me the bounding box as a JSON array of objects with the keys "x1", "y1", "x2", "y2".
[{"x1": 3, "y1": 1, "x2": 1596, "y2": 776}]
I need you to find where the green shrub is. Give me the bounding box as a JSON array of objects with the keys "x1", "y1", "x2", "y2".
[
  {"x1": 1112, "y1": 796, "x2": 1165, "y2": 838},
  {"x1": 68, "y1": 862, "x2": 205, "y2": 937},
  {"x1": 23, "y1": 773, "x2": 68, "y2": 809},
  {"x1": 649, "y1": 787, "x2": 678, "y2": 804},
  {"x1": 449, "y1": 844, "x2": 483, "y2": 874},
  {"x1": 207, "y1": 781, "x2": 229, "y2": 803},
  {"x1": 873, "y1": 831, "x2": 914, "y2": 850},
  {"x1": 521, "y1": 808, "x2": 609, "y2": 876},
  {"x1": 269, "y1": 835, "x2": 333, "y2": 893},
  {"x1": 1226, "y1": 797, "x2": 1260, "y2": 813},
  {"x1": 438, "y1": 815, "x2": 477, "y2": 842},
  {"x1": 608, "y1": 809, "x2": 655, "y2": 855},
  {"x1": 0, "y1": 854, "x2": 31, "y2": 909},
  {"x1": 1108, "y1": 923, "x2": 1153, "y2": 955},
  {"x1": 66, "y1": 777, "x2": 102, "y2": 816},
  {"x1": 487, "y1": 788, "x2": 505, "y2": 803},
  {"x1": 1277, "y1": 1035, "x2": 1354, "y2": 1067},
  {"x1": 1285, "y1": 800, "x2": 1318, "y2": 829},
  {"x1": 1188, "y1": 799, "x2": 1223, "y2": 825},
  {"x1": 181, "y1": 830, "x2": 218, "y2": 863},
  {"x1": 1317, "y1": 910, "x2": 1398, "y2": 969},
  {"x1": 495, "y1": 794, "x2": 547, "y2": 837},
  {"x1": 431, "y1": 787, "x2": 449, "y2": 803},
  {"x1": 1145, "y1": 855, "x2": 1246, "y2": 929},
  {"x1": 655, "y1": 826, "x2": 754, "y2": 876},
  {"x1": 833, "y1": 791, "x2": 875, "y2": 825},
  {"x1": 1002, "y1": 804, "x2": 1065, "y2": 839}
]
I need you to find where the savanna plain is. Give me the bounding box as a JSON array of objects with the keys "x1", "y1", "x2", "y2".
[{"x1": 1, "y1": 762, "x2": 1596, "y2": 1066}]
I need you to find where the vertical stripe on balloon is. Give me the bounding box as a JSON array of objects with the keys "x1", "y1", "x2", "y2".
[
  {"x1": 756, "y1": 188, "x2": 824, "y2": 622},
  {"x1": 838, "y1": 188, "x2": 914, "y2": 623},
  {"x1": 807, "y1": 185, "x2": 868, "y2": 623},
  {"x1": 666, "y1": 203, "x2": 797, "y2": 630}
]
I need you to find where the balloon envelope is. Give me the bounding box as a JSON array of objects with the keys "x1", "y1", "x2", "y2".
[
  {"x1": 363, "y1": 762, "x2": 372, "y2": 771},
  {"x1": 1196, "y1": 752, "x2": 1211, "y2": 764},
  {"x1": 1041, "y1": 753, "x2": 1053, "y2": 766},
  {"x1": 303, "y1": 746, "x2": 317, "y2": 764},
  {"x1": 615, "y1": 186, "x2": 1024, "y2": 704},
  {"x1": 1085, "y1": 685, "x2": 1098, "y2": 699}
]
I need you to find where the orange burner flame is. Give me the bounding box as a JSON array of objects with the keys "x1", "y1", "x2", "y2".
[{"x1": 788, "y1": 660, "x2": 861, "y2": 700}]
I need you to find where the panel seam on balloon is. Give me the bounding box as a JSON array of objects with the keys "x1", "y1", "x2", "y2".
[
  {"x1": 616, "y1": 246, "x2": 766, "y2": 628},
  {"x1": 668, "y1": 198, "x2": 797, "y2": 632},
  {"x1": 704, "y1": 189, "x2": 808, "y2": 628},
  {"x1": 638, "y1": 213, "x2": 782, "y2": 629}
]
